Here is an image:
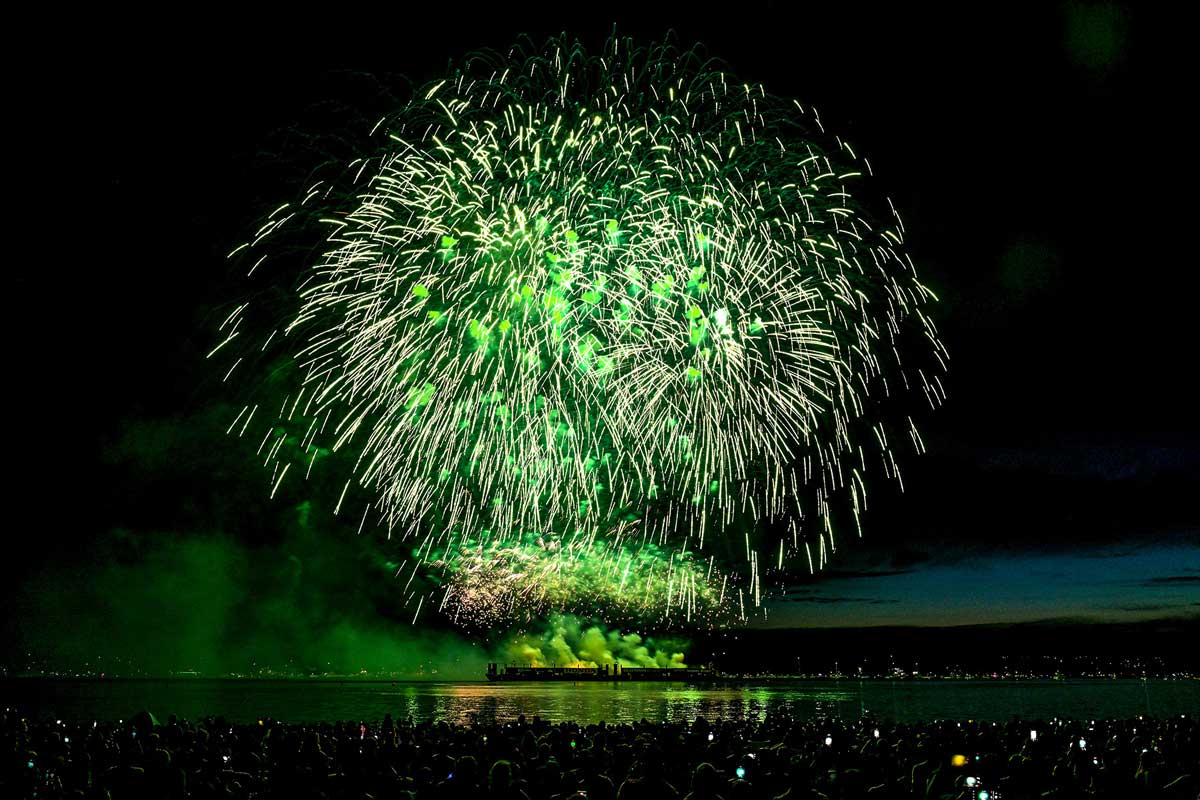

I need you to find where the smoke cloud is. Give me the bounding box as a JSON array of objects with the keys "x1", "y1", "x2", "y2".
[
  {"x1": 2, "y1": 404, "x2": 496, "y2": 678},
  {"x1": 501, "y1": 614, "x2": 688, "y2": 668},
  {"x1": 3, "y1": 404, "x2": 693, "y2": 680}
]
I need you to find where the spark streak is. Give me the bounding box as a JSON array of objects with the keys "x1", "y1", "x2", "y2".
[{"x1": 219, "y1": 36, "x2": 943, "y2": 628}]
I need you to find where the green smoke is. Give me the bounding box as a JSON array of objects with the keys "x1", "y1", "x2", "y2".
[
  {"x1": 5, "y1": 405, "x2": 487, "y2": 678},
  {"x1": 500, "y1": 614, "x2": 688, "y2": 669}
]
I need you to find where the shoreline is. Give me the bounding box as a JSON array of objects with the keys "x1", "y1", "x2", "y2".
[{"x1": 3, "y1": 675, "x2": 1196, "y2": 683}]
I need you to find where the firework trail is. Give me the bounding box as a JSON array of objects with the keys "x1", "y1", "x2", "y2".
[{"x1": 215, "y1": 35, "x2": 946, "y2": 628}]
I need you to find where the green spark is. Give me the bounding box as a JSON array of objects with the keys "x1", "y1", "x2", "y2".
[{"x1": 223, "y1": 33, "x2": 944, "y2": 630}]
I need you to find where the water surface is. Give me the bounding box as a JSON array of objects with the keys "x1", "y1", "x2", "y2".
[{"x1": 4, "y1": 679, "x2": 1196, "y2": 724}]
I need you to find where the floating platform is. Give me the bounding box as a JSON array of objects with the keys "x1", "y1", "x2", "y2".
[{"x1": 486, "y1": 663, "x2": 715, "y2": 682}]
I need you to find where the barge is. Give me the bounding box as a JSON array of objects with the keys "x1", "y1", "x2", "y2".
[{"x1": 486, "y1": 662, "x2": 715, "y2": 682}]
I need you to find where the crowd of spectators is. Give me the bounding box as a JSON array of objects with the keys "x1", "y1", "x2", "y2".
[{"x1": 3, "y1": 708, "x2": 1196, "y2": 799}]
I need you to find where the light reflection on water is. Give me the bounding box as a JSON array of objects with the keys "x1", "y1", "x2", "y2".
[
  {"x1": 3, "y1": 679, "x2": 1196, "y2": 724},
  {"x1": 405, "y1": 684, "x2": 859, "y2": 725}
]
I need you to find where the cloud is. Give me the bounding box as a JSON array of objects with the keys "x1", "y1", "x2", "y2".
[
  {"x1": 890, "y1": 549, "x2": 932, "y2": 569},
  {"x1": 1107, "y1": 602, "x2": 1190, "y2": 613},
  {"x1": 978, "y1": 443, "x2": 1198, "y2": 482},
  {"x1": 1080, "y1": 547, "x2": 1147, "y2": 559},
  {"x1": 780, "y1": 580, "x2": 901, "y2": 605},
  {"x1": 783, "y1": 594, "x2": 898, "y2": 605},
  {"x1": 817, "y1": 568, "x2": 916, "y2": 580},
  {"x1": 1140, "y1": 575, "x2": 1200, "y2": 585}
]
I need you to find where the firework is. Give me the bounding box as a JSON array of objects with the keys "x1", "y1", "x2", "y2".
[
  {"x1": 216, "y1": 36, "x2": 945, "y2": 627},
  {"x1": 430, "y1": 529, "x2": 731, "y2": 629}
]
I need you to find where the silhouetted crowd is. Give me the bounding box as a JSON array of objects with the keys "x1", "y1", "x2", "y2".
[{"x1": 3, "y1": 708, "x2": 1196, "y2": 799}]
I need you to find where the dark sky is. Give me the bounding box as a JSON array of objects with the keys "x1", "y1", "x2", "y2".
[{"x1": 6, "y1": 2, "x2": 1197, "y2": 670}]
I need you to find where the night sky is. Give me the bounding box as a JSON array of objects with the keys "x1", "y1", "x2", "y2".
[{"x1": 6, "y1": 3, "x2": 1197, "y2": 672}]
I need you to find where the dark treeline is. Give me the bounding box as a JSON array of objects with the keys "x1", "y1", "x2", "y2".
[{"x1": 697, "y1": 619, "x2": 1200, "y2": 675}]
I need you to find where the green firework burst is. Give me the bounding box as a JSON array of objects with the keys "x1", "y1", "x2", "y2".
[{"x1": 215, "y1": 36, "x2": 946, "y2": 628}]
